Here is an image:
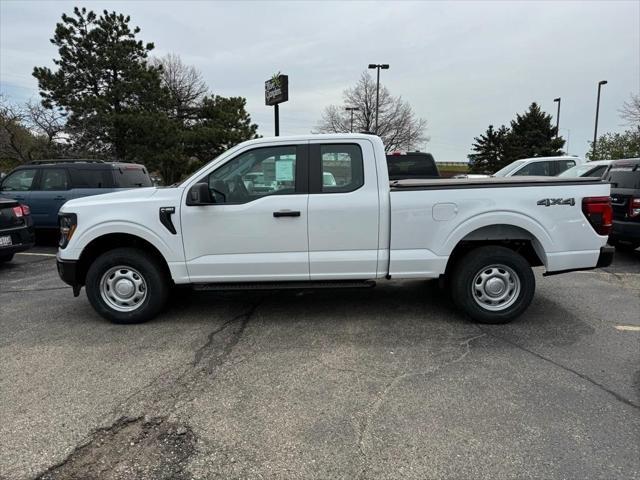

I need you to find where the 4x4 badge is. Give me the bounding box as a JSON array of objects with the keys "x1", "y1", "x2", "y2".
[{"x1": 537, "y1": 198, "x2": 575, "y2": 207}]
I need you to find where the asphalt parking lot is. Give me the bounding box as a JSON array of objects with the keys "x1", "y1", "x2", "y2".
[{"x1": 1, "y1": 245, "x2": 639, "y2": 480}]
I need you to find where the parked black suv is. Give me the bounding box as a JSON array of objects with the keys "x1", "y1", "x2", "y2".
[
  {"x1": 0, "y1": 160, "x2": 152, "y2": 229},
  {"x1": 605, "y1": 158, "x2": 640, "y2": 251},
  {"x1": 0, "y1": 196, "x2": 34, "y2": 262}
]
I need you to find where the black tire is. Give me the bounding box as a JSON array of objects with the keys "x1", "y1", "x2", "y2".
[
  {"x1": 0, "y1": 253, "x2": 14, "y2": 263},
  {"x1": 451, "y1": 246, "x2": 535, "y2": 324},
  {"x1": 85, "y1": 247, "x2": 169, "y2": 324}
]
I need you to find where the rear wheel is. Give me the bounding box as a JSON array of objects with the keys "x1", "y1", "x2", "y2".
[
  {"x1": 451, "y1": 246, "x2": 535, "y2": 324},
  {"x1": 85, "y1": 248, "x2": 169, "y2": 324},
  {"x1": 0, "y1": 253, "x2": 14, "y2": 263}
]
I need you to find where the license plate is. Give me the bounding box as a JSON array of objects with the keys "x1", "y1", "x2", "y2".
[{"x1": 0, "y1": 235, "x2": 12, "y2": 247}]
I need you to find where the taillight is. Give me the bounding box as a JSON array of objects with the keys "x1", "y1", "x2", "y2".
[
  {"x1": 582, "y1": 196, "x2": 613, "y2": 236},
  {"x1": 629, "y1": 197, "x2": 640, "y2": 218},
  {"x1": 11, "y1": 204, "x2": 29, "y2": 217}
]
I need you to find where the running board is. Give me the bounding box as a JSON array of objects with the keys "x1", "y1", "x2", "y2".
[{"x1": 193, "y1": 280, "x2": 376, "y2": 291}]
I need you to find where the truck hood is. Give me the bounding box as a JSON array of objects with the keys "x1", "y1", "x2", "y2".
[{"x1": 62, "y1": 187, "x2": 160, "y2": 210}]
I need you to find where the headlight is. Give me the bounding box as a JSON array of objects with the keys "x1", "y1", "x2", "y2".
[{"x1": 58, "y1": 213, "x2": 77, "y2": 249}]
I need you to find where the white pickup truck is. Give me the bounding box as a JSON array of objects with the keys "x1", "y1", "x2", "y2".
[{"x1": 56, "y1": 134, "x2": 614, "y2": 324}]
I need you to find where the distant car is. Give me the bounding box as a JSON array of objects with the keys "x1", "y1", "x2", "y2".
[
  {"x1": 0, "y1": 196, "x2": 34, "y2": 262},
  {"x1": 605, "y1": 158, "x2": 640, "y2": 251},
  {"x1": 323, "y1": 171, "x2": 337, "y2": 186},
  {"x1": 386, "y1": 152, "x2": 440, "y2": 180},
  {"x1": 558, "y1": 160, "x2": 613, "y2": 178},
  {"x1": 0, "y1": 159, "x2": 152, "y2": 229},
  {"x1": 493, "y1": 156, "x2": 584, "y2": 177},
  {"x1": 452, "y1": 174, "x2": 491, "y2": 179}
]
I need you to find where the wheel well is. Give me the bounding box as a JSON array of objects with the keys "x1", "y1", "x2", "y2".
[
  {"x1": 444, "y1": 225, "x2": 545, "y2": 278},
  {"x1": 76, "y1": 233, "x2": 171, "y2": 286}
]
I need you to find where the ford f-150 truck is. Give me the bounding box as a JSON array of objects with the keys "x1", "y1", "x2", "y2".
[{"x1": 56, "y1": 134, "x2": 614, "y2": 324}]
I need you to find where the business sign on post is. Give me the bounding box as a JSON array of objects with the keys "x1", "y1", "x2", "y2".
[{"x1": 265, "y1": 74, "x2": 289, "y2": 106}]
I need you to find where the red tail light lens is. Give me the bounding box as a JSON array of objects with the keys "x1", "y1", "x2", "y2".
[
  {"x1": 629, "y1": 197, "x2": 640, "y2": 218},
  {"x1": 12, "y1": 204, "x2": 30, "y2": 217},
  {"x1": 582, "y1": 196, "x2": 612, "y2": 236}
]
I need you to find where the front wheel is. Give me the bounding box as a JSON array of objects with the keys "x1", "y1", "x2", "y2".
[
  {"x1": 451, "y1": 246, "x2": 535, "y2": 324},
  {"x1": 85, "y1": 248, "x2": 169, "y2": 324}
]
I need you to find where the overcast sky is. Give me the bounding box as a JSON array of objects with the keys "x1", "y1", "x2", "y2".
[{"x1": 1, "y1": 0, "x2": 638, "y2": 161}]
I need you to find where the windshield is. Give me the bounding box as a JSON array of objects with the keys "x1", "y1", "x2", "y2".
[
  {"x1": 493, "y1": 160, "x2": 526, "y2": 177},
  {"x1": 559, "y1": 164, "x2": 595, "y2": 178}
]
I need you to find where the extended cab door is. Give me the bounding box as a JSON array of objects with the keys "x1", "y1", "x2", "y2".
[
  {"x1": 307, "y1": 140, "x2": 380, "y2": 279},
  {"x1": 181, "y1": 143, "x2": 310, "y2": 282}
]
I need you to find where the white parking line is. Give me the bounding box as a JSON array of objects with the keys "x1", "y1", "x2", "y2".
[
  {"x1": 16, "y1": 252, "x2": 57, "y2": 257},
  {"x1": 615, "y1": 325, "x2": 640, "y2": 332}
]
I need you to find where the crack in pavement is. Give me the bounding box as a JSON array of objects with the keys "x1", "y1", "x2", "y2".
[
  {"x1": 356, "y1": 333, "x2": 486, "y2": 480},
  {"x1": 478, "y1": 327, "x2": 640, "y2": 410},
  {"x1": 32, "y1": 300, "x2": 264, "y2": 480},
  {"x1": 35, "y1": 416, "x2": 196, "y2": 480}
]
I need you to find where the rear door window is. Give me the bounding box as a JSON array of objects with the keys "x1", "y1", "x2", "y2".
[
  {"x1": 38, "y1": 169, "x2": 69, "y2": 190},
  {"x1": 114, "y1": 166, "x2": 152, "y2": 188},
  {"x1": 70, "y1": 168, "x2": 114, "y2": 188},
  {"x1": 318, "y1": 144, "x2": 364, "y2": 193},
  {"x1": 1, "y1": 169, "x2": 37, "y2": 191}
]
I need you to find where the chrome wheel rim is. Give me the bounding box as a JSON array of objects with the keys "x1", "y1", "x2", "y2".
[
  {"x1": 472, "y1": 264, "x2": 520, "y2": 312},
  {"x1": 100, "y1": 265, "x2": 147, "y2": 312}
]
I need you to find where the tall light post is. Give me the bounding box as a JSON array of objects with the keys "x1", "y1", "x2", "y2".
[
  {"x1": 345, "y1": 106, "x2": 359, "y2": 133},
  {"x1": 553, "y1": 97, "x2": 561, "y2": 139},
  {"x1": 368, "y1": 63, "x2": 389, "y2": 134},
  {"x1": 592, "y1": 80, "x2": 608, "y2": 158}
]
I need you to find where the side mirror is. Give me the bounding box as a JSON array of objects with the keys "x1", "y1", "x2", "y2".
[{"x1": 186, "y1": 182, "x2": 216, "y2": 206}]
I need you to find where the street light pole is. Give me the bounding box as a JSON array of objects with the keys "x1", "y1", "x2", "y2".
[
  {"x1": 345, "y1": 107, "x2": 359, "y2": 133},
  {"x1": 592, "y1": 80, "x2": 608, "y2": 158},
  {"x1": 368, "y1": 63, "x2": 389, "y2": 134},
  {"x1": 553, "y1": 97, "x2": 561, "y2": 139}
]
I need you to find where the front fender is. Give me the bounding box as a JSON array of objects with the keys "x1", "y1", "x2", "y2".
[{"x1": 61, "y1": 221, "x2": 178, "y2": 262}]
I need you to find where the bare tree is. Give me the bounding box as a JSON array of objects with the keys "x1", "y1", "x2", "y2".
[
  {"x1": 316, "y1": 72, "x2": 427, "y2": 152},
  {"x1": 25, "y1": 100, "x2": 66, "y2": 144},
  {"x1": 619, "y1": 93, "x2": 640, "y2": 126},
  {"x1": 151, "y1": 53, "x2": 208, "y2": 119},
  {"x1": 0, "y1": 96, "x2": 32, "y2": 163},
  {"x1": 0, "y1": 96, "x2": 67, "y2": 165}
]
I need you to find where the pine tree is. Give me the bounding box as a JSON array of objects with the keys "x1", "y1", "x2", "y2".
[
  {"x1": 33, "y1": 7, "x2": 168, "y2": 159},
  {"x1": 503, "y1": 102, "x2": 565, "y2": 163},
  {"x1": 468, "y1": 125, "x2": 509, "y2": 174}
]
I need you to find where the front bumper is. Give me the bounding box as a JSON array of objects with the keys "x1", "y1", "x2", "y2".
[
  {"x1": 544, "y1": 245, "x2": 614, "y2": 276},
  {"x1": 56, "y1": 257, "x2": 82, "y2": 296}
]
